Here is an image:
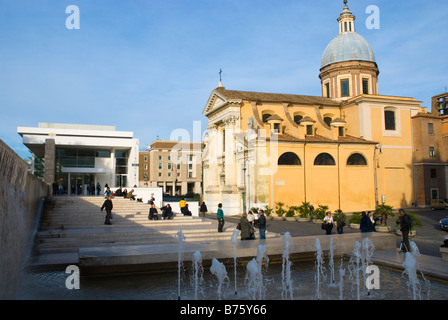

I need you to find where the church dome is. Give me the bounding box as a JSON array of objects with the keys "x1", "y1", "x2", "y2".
[{"x1": 321, "y1": 32, "x2": 376, "y2": 69}]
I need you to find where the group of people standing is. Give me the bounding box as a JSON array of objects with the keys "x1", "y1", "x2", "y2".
[
  {"x1": 216, "y1": 204, "x2": 267, "y2": 241},
  {"x1": 322, "y1": 210, "x2": 346, "y2": 235}
]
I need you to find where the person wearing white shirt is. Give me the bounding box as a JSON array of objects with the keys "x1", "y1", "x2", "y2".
[{"x1": 323, "y1": 211, "x2": 334, "y2": 235}]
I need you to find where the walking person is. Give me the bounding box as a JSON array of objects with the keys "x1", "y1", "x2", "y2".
[
  {"x1": 200, "y1": 201, "x2": 208, "y2": 218},
  {"x1": 397, "y1": 208, "x2": 412, "y2": 252},
  {"x1": 217, "y1": 203, "x2": 224, "y2": 232},
  {"x1": 258, "y1": 209, "x2": 267, "y2": 240},
  {"x1": 101, "y1": 196, "x2": 113, "y2": 225}
]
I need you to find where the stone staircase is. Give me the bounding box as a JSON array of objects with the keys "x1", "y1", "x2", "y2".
[{"x1": 30, "y1": 196, "x2": 278, "y2": 271}]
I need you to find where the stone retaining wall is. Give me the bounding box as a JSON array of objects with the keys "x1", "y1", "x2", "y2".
[{"x1": 0, "y1": 139, "x2": 49, "y2": 298}]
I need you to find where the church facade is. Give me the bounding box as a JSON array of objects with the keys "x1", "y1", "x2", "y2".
[{"x1": 202, "y1": 2, "x2": 422, "y2": 215}]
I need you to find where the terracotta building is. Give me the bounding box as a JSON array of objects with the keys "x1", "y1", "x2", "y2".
[
  {"x1": 412, "y1": 92, "x2": 448, "y2": 206},
  {"x1": 202, "y1": 2, "x2": 422, "y2": 215}
]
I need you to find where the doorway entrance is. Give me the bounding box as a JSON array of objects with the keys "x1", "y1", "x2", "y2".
[{"x1": 70, "y1": 173, "x2": 94, "y2": 195}]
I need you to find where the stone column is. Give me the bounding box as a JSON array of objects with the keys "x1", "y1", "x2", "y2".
[
  {"x1": 223, "y1": 115, "x2": 238, "y2": 188},
  {"x1": 206, "y1": 125, "x2": 220, "y2": 192},
  {"x1": 44, "y1": 138, "x2": 55, "y2": 184}
]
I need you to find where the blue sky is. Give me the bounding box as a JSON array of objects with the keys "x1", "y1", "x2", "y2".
[{"x1": 1, "y1": 0, "x2": 447, "y2": 159}]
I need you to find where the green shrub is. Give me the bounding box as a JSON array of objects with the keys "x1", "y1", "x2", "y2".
[
  {"x1": 314, "y1": 204, "x2": 328, "y2": 220},
  {"x1": 263, "y1": 205, "x2": 273, "y2": 216},
  {"x1": 275, "y1": 202, "x2": 286, "y2": 217},
  {"x1": 285, "y1": 207, "x2": 296, "y2": 217},
  {"x1": 349, "y1": 212, "x2": 362, "y2": 224},
  {"x1": 375, "y1": 204, "x2": 394, "y2": 226},
  {"x1": 297, "y1": 202, "x2": 311, "y2": 218}
]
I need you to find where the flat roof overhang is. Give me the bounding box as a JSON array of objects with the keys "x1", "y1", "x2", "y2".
[
  {"x1": 61, "y1": 167, "x2": 107, "y2": 174},
  {"x1": 20, "y1": 134, "x2": 135, "y2": 158}
]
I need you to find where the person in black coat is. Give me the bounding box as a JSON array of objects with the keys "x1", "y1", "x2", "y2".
[
  {"x1": 161, "y1": 204, "x2": 173, "y2": 220},
  {"x1": 200, "y1": 202, "x2": 208, "y2": 218},
  {"x1": 360, "y1": 211, "x2": 374, "y2": 233},
  {"x1": 258, "y1": 210, "x2": 267, "y2": 239},
  {"x1": 148, "y1": 204, "x2": 159, "y2": 220},
  {"x1": 397, "y1": 208, "x2": 412, "y2": 252},
  {"x1": 101, "y1": 196, "x2": 113, "y2": 225}
]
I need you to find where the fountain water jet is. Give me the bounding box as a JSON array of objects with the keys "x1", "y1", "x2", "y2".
[
  {"x1": 245, "y1": 244, "x2": 270, "y2": 300},
  {"x1": 230, "y1": 229, "x2": 241, "y2": 295},
  {"x1": 402, "y1": 241, "x2": 431, "y2": 300},
  {"x1": 246, "y1": 258, "x2": 265, "y2": 300},
  {"x1": 191, "y1": 250, "x2": 204, "y2": 300},
  {"x1": 256, "y1": 244, "x2": 269, "y2": 270},
  {"x1": 338, "y1": 258, "x2": 345, "y2": 300},
  {"x1": 176, "y1": 230, "x2": 186, "y2": 300},
  {"x1": 314, "y1": 238, "x2": 326, "y2": 300},
  {"x1": 281, "y1": 232, "x2": 294, "y2": 300},
  {"x1": 348, "y1": 241, "x2": 361, "y2": 300},
  {"x1": 361, "y1": 237, "x2": 375, "y2": 296},
  {"x1": 329, "y1": 237, "x2": 336, "y2": 285},
  {"x1": 210, "y1": 258, "x2": 229, "y2": 300}
]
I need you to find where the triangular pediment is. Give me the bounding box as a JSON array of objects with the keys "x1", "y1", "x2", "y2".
[{"x1": 203, "y1": 90, "x2": 228, "y2": 116}]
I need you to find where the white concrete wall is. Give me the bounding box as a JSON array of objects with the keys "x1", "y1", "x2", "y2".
[
  {"x1": 109, "y1": 187, "x2": 163, "y2": 207},
  {"x1": 163, "y1": 201, "x2": 199, "y2": 217}
]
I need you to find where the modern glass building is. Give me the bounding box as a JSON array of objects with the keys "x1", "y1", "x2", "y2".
[{"x1": 17, "y1": 123, "x2": 139, "y2": 195}]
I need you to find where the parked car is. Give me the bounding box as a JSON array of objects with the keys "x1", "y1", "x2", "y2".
[
  {"x1": 440, "y1": 217, "x2": 448, "y2": 231},
  {"x1": 431, "y1": 199, "x2": 448, "y2": 210}
]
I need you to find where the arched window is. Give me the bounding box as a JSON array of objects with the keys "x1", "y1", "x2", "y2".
[
  {"x1": 314, "y1": 153, "x2": 336, "y2": 166},
  {"x1": 278, "y1": 152, "x2": 301, "y2": 166},
  {"x1": 324, "y1": 117, "x2": 332, "y2": 127},
  {"x1": 262, "y1": 114, "x2": 272, "y2": 123},
  {"x1": 347, "y1": 153, "x2": 367, "y2": 166},
  {"x1": 294, "y1": 115, "x2": 303, "y2": 125}
]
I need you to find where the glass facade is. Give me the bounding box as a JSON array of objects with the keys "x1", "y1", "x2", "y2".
[
  {"x1": 52, "y1": 147, "x2": 131, "y2": 193},
  {"x1": 115, "y1": 149, "x2": 129, "y2": 188}
]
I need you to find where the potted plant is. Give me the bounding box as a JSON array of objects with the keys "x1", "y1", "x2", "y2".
[
  {"x1": 285, "y1": 206, "x2": 297, "y2": 222},
  {"x1": 313, "y1": 204, "x2": 328, "y2": 224},
  {"x1": 263, "y1": 205, "x2": 274, "y2": 220},
  {"x1": 395, "y1": 212, "x2": 421, "y2": 237},
  {"x1": 349, "y1": 212, "x2": 362, "y2": 229},
  {"x1": 374, "y1": 204, "x2": 394, "y2": 232},
  {"x1": 274, "y1": 202, "x2": 286, "y2": 220},
  {"x1": 297, "y1": 202, "x2": 311, "y2": 222}
]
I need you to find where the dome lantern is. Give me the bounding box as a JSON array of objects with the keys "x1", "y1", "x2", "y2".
[{"x1": 319, "y1": 0, "x2": 380, "y2": 100}]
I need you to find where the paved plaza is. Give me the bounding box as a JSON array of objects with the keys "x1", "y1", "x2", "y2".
[{"x1": 30, "y1": 196, "x2": 448, "y2": 282}]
